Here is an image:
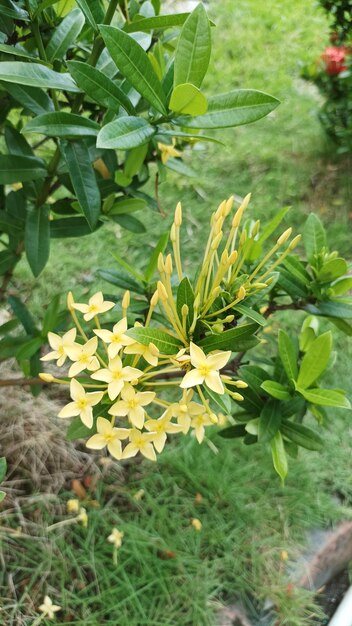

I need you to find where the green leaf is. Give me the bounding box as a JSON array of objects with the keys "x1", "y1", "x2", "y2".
[
  {"x1": 0, "y1": 0, "x2": 28, "y2": 20},
  {"x1": 67, "y1": 415, "x2": 92, "y2": 440},
  {"x1": 23, "y1": 112, "x2": 99, "y2": 137},
  {"x1": 0, "y1": 491, "x2": 5, "y2": 502},
  {"x1": 110, "y1": 251, "x2": 145, "y2": 282},
  {"x1": 8, "y1": 295, "x2": 36, "y2": 334},
  {"x1": 25, "y1": 205, "x2": 50, "y2": 277},
  {"x1": 97, "y1": 116, "x2": 155, "y2": 150},
  {"x1": 42, "y1": 294, "x2": 61, "y2": 336},
  {"x1": 16, "y1": 336, "x2": 43, "y2": 361},
  {"x1": 107, "y1": 197, "x2": 147, "y2": 215},
  {"x1": 175, "y1": 89, "x2": 280, "y2": 128},
  {"x1": 261, "y1": 380, "x2": 290, "y2": 400},
  {"x1": 169, "y1": 83, "x2": 207, "y2": 115},
  {"x1": 0, "y1": 62, "x2": 79, "y2": 91},
  {"x1": 124, "y1": 144, "x2": 149, "y2": 179},
  {"x1": 46, "y1": 8, "x2": 85, "y2": 61},
  {"x1": 277, "y1": 268, "x2": 309, "y2": 299},
  {"x1": 155, "y1": 129, "x2": 222, "y2": 144},
  {"x1": 331, "y1": 277, "x2": 352, "y2": 296},
  {"x1": 271, "y1": 431, "x2": 288, "y2": 482},
  {"x1": 174, "y1": 3, "x2": 211, "y2": 89},
  {"x1": 0, "y1": 154, "x2": 46, "y2": 184},
  {"x1": 329, "y1": 318, "x2": 352, "y2": 336},
  {"x1": 204, "y1": 386, "x2": 232, "y2": 414},
  {"x1": 281, "y1": 421, "x2": 323, "y2": 451},
  {"x1": 144, "y1": 232, "x2": 169, "y2": 283},
  {"x1": 233, "y1": 303, "x2": 266, "y2": 326},
  {"x1": 111, "y1": 213, "x2": 146, "y2": 233},
  {"x1": 1, "y1": 82, "x2": 54, "y2": 115},
  {"x1": 50, "y1": 216, "x2": 101, "y2": 238},
  {"x1": 67, "y1": 61, "x2": 135, "y2": 115},
  {"x1": 278, "y1": 329, "x2": 298, "y2": 382},
  {"x1": 0, "y1": 43, "x2": 37, "y2": 60},
  {"x1": 61, "y1": 141, "x2": 101, "y2": 230},
  {"x1": 0, "y1": 456, "x2": 6, "y2": 482},
  {"x1": 257, "y1": 206, "x2": 290, "y2": 244},
  {"x1": 219, "y1": 424, "x2": 247, "y2": 438},
  {"x1": 0, "y1": 318, "x2": 19, "y2": 335},
  {"x1": 75, "y1": 0, "x2": 98, "y2": 30},
  {"x1": 124, "y1": 13, "x2": 191, "y2": 32},
  {"x1": 5, "y1": 125, "x2": 33, "y2": 156},
  {"x1": 176, "y1": 276, "x2": 194, "y2": 330},
  {"x1": 126, "y1": 327, "x2": 181, "y2": 355},
  {"x1": 164, "y1": 157, "x2": 196, "y2": 177},
  {"x1": 298, "y1": 387, "x2": 350, "y2": 409},
  {"x1": 303, "y1": 213, "x2": 326, "y2": 262},
  {"x1": 99, "y1": 25, "x2": 167, "y2": 114},
  {"x1": 258, "y1": 399, "x2": 281, "y2": 442},
  {"x1": 97, "y1": 268, "x2": 145, "y2": 294},
  {"x1": 0, "y1": 249, "x2": 18, "y2": 274},
  {"x1": 317, "y1": 258, "x2": 348, "y2": 282},
  {"x1": 305, "y1": 301, "x2": 352, "y2": 320},
  {"x1": 198, "y1": 323, "x2": 259, "y2": 353},
  {"x1": 296, "y1": 331, "x2": 332, "y2": 390}
]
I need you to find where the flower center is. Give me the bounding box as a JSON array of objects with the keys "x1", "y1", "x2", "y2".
[
  {"x1": 77, "y1": 398, "x2": 87, "y2": 409},
  {"x1": 112, "y1": 370, "x2": 122, "y2": 380},
  {"x1": 199, "y1": 365, "x2": 211, "y2": 376},
  {"x1": 128, "y1": 399, "x2": 137, "y2": 409}
]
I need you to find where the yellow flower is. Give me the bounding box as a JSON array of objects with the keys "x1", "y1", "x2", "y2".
[
  {"x1": 40, "y1": 328, "x2": 77, "y2": 366},
  {"x1": 180, "y1": 343, "x2": 231, "y2": 394},
  {"x1": 167, "y1": 390, "x2": 205, "y2": 434},
  {"x1": 122, "y1": 429, "x2": 157, "y2": 462},
  {"x1": 158, "y1": 140, "x2": 181, "y2": 164},
  {"x1": 94, "y1": 318, "x2": 134, "y2": 359},
  {"x1": 108, "y1": 383, "x2": 155, "y2": 429},
  {"x1": 191, "y1": 412, "x2": 214, "y2": 443},
  {"x1": 108, "y1": 527, "x2": 124, "y2": 548},
  {"x1": 86, "y1": 416, "x2": 130, "y2": 460},
  {"x1": 39, "y1": 595, "x2": 61, "y2": 619},
  {"x1": 66, "y1": 498, "x2": 80, "y2": 514},
  {"x1": 123, "y1": 340, "x2": 159, "y2": 366},
  {"x1": 58, "y1": 378, "x2": 104, "y2": 428},
  {"x1": 144, "y1": 412, "x2": 183, "y2": 453},
  {"x1": 91, "y1": 356, "x2": 143, "y2": 401},
  {"x1": 72, "y1": 291, "x2": 115, "y2": 321},
  {"x1": 77, "y1": 507, "x2": 88, "y2": 527},
  {"x1": 191, "y1": 518, "x2": 202, "y2": 531},
  {"x1": 66, "y1": 337, "x2": 100, "y2": 377}
]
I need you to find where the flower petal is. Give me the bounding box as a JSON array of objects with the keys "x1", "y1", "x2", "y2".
[
  {"x1": 86, "y1": 434, "x2": 107, "y2": 449},
  {"x1": 47, "y1": 332, "x2": 61, "y2": 350},
  {"x1": 96, "y1": 416, "x2": 112, "y2": 435},
  {"x1": 204, "y1": 371, "x2": 224, "y2": 394},
  {"x1": 94, "y1": 329, "x2": 113, "y2": 343},
  {"x1": 180, "y1": 369, "x2": 204, "y2": 388},
  {"x1": 122, "y1": 443, "x2": 138, "y2": 459},
  {"x1": 138, "y1": 391, "x2": 156, "y2": 407},
  {"x1": 87, "y1": 391, "x2": 104, "y2": 406},
  {"x1": 129, "y1": 406, "x2": 145, "y2": 429},
  {"x1": 108, "y1": 401, "x2": 128, "y2": 417},
  {"x1": 107, "y1": 439, "x2": 122, "y2": 460},
  {"x1": 58, "y1": 402, "x2": 78, "y2": 418},
  {"x1": 91, "y1": 368, "x2": 112, "y2": 383},
  {"x1": 108, "y1": 379, "x2": 123, "y2": 400},
  {"x1": 80, "y1": 406, "x2": 93, "y2": 428},
  {"x1": 140, "y1": 443, "x2": 157, "y2": 462},
  {"x1": 68, "y1": 361, "x2": 86, "y2": 377},
  {"x1": 70, "y1": 378, "x2": 84, "y2": 401},
  {"x1": 189, "y1": 342, "x2": 207, "y2": 368},
  {"x1": 206, "y1": 350, "x2": 231, "y2": 370}
]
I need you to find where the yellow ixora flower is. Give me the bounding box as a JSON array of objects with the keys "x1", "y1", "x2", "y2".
[
  {"x1": 167, "y1": 390, "x2": 205, "y2": 434},
  {"x1": 38, "y1": 595, "x2": 61, "y2": 619},
  {"x1": 58, "y1": 378, "x2": 104, "y2": 428},
  {"x1": 91, "y1": 356, "x2": 143, "y2": 400},
  {"x1": 40, "y1": 328, "x2": 76, "y2": 367},
  {"x1": 93, "y1": 317, "x2": 134, "y2": 359},
  {"x1": 108, "y1": 527, "x2": 124, "y2": 548},
  {"x1": 66, "y1": 337, "x2": 100, "y2": 378},
  {"x1": 158, "y1": 140, "x2": 181, "y2": 164},
  {"x1": 66, "y1": 498, "x2": 80, "y2": 514},
  {"x1": 123, "y1": 340, "x2": 159, "y2": 366},
  {"x1": 72, "y1": 291, "x2": 115, "y2": 321},
  {"x1": 144, "y1": 412, "x2": 183, "y2": 453},
  {"x1": 86, "y1": 416, "x2": 130, "y2": 460},
  {"x1": 191, "y1": 411, "x2": 215, "y2": 444},
  {"x1": 122, "y1": 429, "x2": 157, "y2": 462},
  {"x1": 191, "y1": 518, "x2": 202, "y2": 531},
  {"x1": 108, "y1": 384, "x2": 155, "y2": 429},
  {"x1": 180, "y1": 343, "x2": 231, "y2": 395}
]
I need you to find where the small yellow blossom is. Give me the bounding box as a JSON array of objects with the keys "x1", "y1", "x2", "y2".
[
  {"x1": 158, "y1": 140, "x2": 181, "y2": 164},
  {"x1": 66, "y1": 337, "x2": 100, "y2": 377},
  {"x1": 72, "y1": 291, "x2": 115, "y2": 321},
  {"x1": 77, "y1": 507, "x2": 88, "y2": 527},
  {"x1": 66, "y1": 499, "x2": 80, "y2": 514},
  {"x1": 191, "y1": 411, "x2": 214, "y2": 443},
  {"x1": 91, "y1": 356, "x2": 143, "y2": 400},
  {"x1": 144, "y1": 411, "x2": 183, "y2": 453},
  {"x1": 191, "y1": 518, "x2": 202, "y2": 531},
  {"x1": 58, "y1": 379, "x2": 104, "y2": 428},
  {"x1": 40, "y1": 328, "x2": 77, "y2": 366},
  {"x1": 108, "y1": 527, "x2": 124, "y2": 548},
  {"x1": 167, "y1": 390, "x2": 204, "y2": 433},
  {"x1": 39, "y1": 595, "x2": 61, "y2": 619},
  {"x1": 122, "y1": 429, "x2": 157, "y2": 462},
  {"x1": 123, "y1": 340, "x2": 159, "y2": 366},
  {"x1": 94, "y1": 318, "x2": 134, "y2": 359},
  {"x1": 86, "y1": 416, "x2": 130, "y2": 460},
  {"x1": 180, "y1": 343, "x2": 231, "y2": 394},
  {"x1": 109, "y1": 383, "x2": 155, "y2": 429},
  {"x1": 281, "y1": 550, "x2": 289, "y2": 561}
]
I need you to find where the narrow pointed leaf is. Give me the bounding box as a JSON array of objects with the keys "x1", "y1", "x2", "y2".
[
  {"x1": 259, "y1": 399, "x2": 281, "y2": 442},
  {"x1": 299, "y1": 387, "x2": 350, "y2": 408},
  {"x1": 67, "y1": 61, "x2": 135, "y2": 114},
  {"x1": 261, "y1": 380, "x2": 290, "y2": 400},
  {"x1": 198, "y1": 323, "x2": 259, "y2": 353},
  {"x1": 124, "y1": 13, "x2": 191, "y2": 32},
  {"x1": 1, "y1": 82, "x2": 54, "y2": 115},
  {"x1": 303, "y1": 213, "x2": 326, "y2": 262},
  {"x1": 23, "y1": 112, "x2": 99, "y2": 137},
  {"x1": 271, "y1": 431, "x2": 288, "y2": 482},
  {"x1": 281, "y1": 421, "x2": 323, "y2": 451},
  {"x1": 97, "y1": 117, "x2": 155, "y2": 150},
  {"x1": 296, "y1": 331, "x2": 332, "y2": 390},
  {"x1": 61, "y1": 141, "x2": 101, "y2": 229},
  {"x1": 75, "y1": 0, "x2": 98, "y2": 30},
  {"x1": 126, "y1": 327, "x2": 181, "y2": 355},
  {"x1": 278, "y1": 329, "x2": 298, "y2": 382},
  {"x1": 25, "y1": 205, "x2": 50, "y2": 277},
  {"x1": 46, "y1": 8, "x2": 85, "y2": 61},
  {"x1": 174, "y1": 3, "x2": 211, "y2": 88},
  {"x1": 0, "y1": 62, "x2": 79, "y2": 91},
  {"x1": 0, "y1": 154, "x2": 46, "y2": 183}
]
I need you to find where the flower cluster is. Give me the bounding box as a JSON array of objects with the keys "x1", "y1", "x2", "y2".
[{"x1": 40, "y1": 195, "x2": 299, "y2": 464}]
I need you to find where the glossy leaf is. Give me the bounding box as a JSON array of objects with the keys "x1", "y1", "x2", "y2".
[
  {"x1": 316, "y1": 258, "x2": 348, "y2": 282},
  {"x1": 305, "y1": 301, "x2": 352, "y2": 319},
  {"x1": 169, "y1": 83, "x2": 207, "y2": 115},
  {"x1": 1, "y1": 82, "x2": 54, "y2": 115},
  {"x1": 303, "y1": 213, "x2": 326, "y2": 262},
  {"x1": 271, "y1": 431, "x2": 288, "y2": 482},
  {"x1": 281, "y1": 421, "x2": 323, "y2": 451},
  {"x1": 97, "y1": 116, "x2": 155, "y2": 150},
  {"x1": 0, "y1": 456, "x2": 6, "y2": 481},
  {"x1": 261, "y1": 380, "x2": 290, "y2": 400},
  {"x1": 75, "y1": 0, "x2": 98, "y2": 30},
  {"x1": 50, "y1": 217, "x2": 101, "y2": 238},
  {"x1": 299, "y1": 387, "x2": 350, "y2": 408},
  {"x1": 278, "y1": 329, "x2": 298, "y2": 382},
  {"x1": 46, "y1": 8, "x2": 85, "y2": 61},
  {"x1": 23, "y1": 112, "x2": 99, "y2": 137},
  {"x1": 296, "y1": 331, "x2": 332, "y2": 390},
  {"x1": 111, "y1": 213, "x2": 146, "y2": 233},
  {"x1": 219, "y1": 424, "x2": 247, "y2": 438},
  {"x1": 144, "y1": 232, "x2": 169, "y2": 283},
  {"x1": 259, "y1": 400, "x2": 281, "y2": 442},
  {"x1": 124, "y1": 13, "x2": 191, "y2": 32},
  {"x1": 0, "y1": 249, "x2": 18, "y2": 274},
  {"x1": 0, "y1": 0, "x2": 28, "y2": 20},
  {"x1": 99, "y1": 25, "x2": 167, "y2": 114},
  {"x1": 61, "y1": 141, "x2": 101, "y2": 230},
  {"x1": 16, "y1": 337, "x2": 44, "y2": 361},
  {"x1": 176, "y1": 276, "x2": 194, "y2": 330},
  {"x1": 175, "y1": 89, "x2": 280, "y2": 128},
  {"x1": 204, "y1": 386, "x2": 232, "y2": 414},
  {"x1": 25, "y1": 205, "x2": 50, "y2": 277},
  {"x1": 233, "y1": 303, "x2": 266, "y2": 326},
  {"x1": 8, "y1": 295, "x2": 36, "y2": 334},
  {"x1": 126, "y1": 327, "x2": 181, "y2": 355},
  {"x1": 0, "y1": 62, "x2": 79, "y2": 91},
  {"x1": 97, "y1": 269, "x2": 145, "y2": 294},
  {"x1": 42, "y1": 294, "x2": 61, "y2": 336},
  {"x1": 174, "y1": 3, "x2": 211, "y2": 89},
  {"x1": 0, "y1": 154, "x2": 46, "y2": 183},
  {"x1": 107, "y1": 197, "x2": 147, "y2": 215},
  {"x1": 198, "y1": 323, "x2": 259, "y2": 353},
  {"x1": 67, "y1": 61, "x2": 135, "y2": 114}
]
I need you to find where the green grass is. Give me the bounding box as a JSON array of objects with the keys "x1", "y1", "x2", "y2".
[{"x1": 2, "y1": 0, "x2": 352, "y2": 624}]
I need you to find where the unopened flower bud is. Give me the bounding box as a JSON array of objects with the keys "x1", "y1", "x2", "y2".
[
  {"x1": 252, "y1": 282, "x2": 268, "y2": 289},
  {"x1": 157, "y1": 281, "x2": 168, "y2": 301},
  {"x1": 227, "y1": 250, "x2": 238, "y2": 266},
  {"x1": 233, "y1": 380, "x2": 248, "y2": 389},
  {"x1": 164, "y1": 254, "x2": 173, "y2": 275},
  {"x1": 39, "y1": 372, "x2": 54, "y2": 383},
  {"x1": 288, "y1": 234, "x2": 301, "y2": 250},
  {"x1": 224, "y1": 195, "x2": 234, "y2": 216},
  {"x1": 252, "y1": 220, "x2": 260, "y2": 237},
  {"x1": 223, "y1": 315, "x2": 235, "y2": 323},
  {"x1": 150, "y1": 290, "x2": 159, "y2": 307},
  {"x1": 239, "y1": 230, "x2": 247, "y2": 246},
  {"x1": 170, "y1": 223, "x2": 176, "y2": 243},
  {"x1": 213, "y1": 323, "x2": 224, "y2": 333},
  {"x1": 220, "y1": 249, "x2": 229, "y2": 266},
  {"x1": 237, "y1": 285, "x2": 246, "y2": 300},
  {"x1": 174, "y1": 201, "x2": 182, "y2": 226},
  {"x1": 231, "y1": 392, "x2": 244, "y2": 401},
  {"x1": 215, "y1": 199, "x2": 226, "y2": 219},
  {"x1": 211, "y1": 231, "x2": 223, "y2": 250},
  {"x1": 214, "y1": 217, "x2": 223, "y2": 235},
  {"x1": 209, "y1": 412, "x2": 218, "y2": 424},
  {"x1": 193, "y1": 294, "x2": 200, "y2": 310},
  {"x1": 181, "y1": 304, "x2": 189, "y2": 318},
  {"x1": 157, "y1": 253, "x2": 165, "y2": 273},
  {"x1": 67, "y1": 291, "x2": 74, "y2": 311},
  {"x1": 122, "y1": 290, "x2": 130, "y2": 309},
  {"x1": 277, "y1": 227, "x2": 292, "y2": 246},
  {"x1": 210, "y1": 286, "x2": 221, "y2": 300}
]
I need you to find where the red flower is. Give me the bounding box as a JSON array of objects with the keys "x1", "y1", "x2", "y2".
[{"x1": 321, "y1": 46, "x2": 349, "y2": 75}]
